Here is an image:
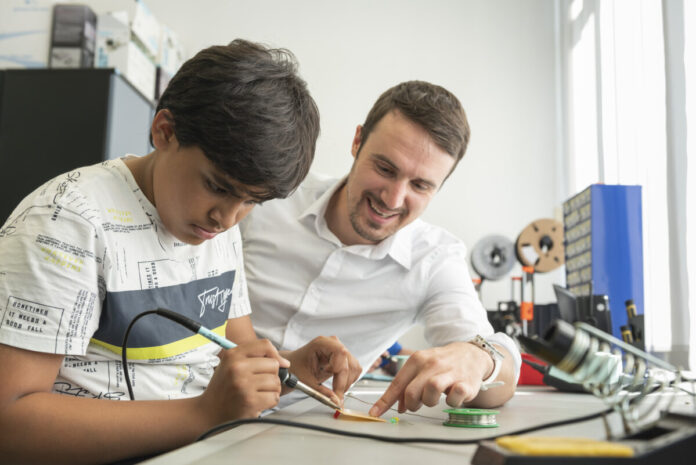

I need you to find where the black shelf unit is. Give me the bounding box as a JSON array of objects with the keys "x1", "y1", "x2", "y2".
[{"x1": 0, "y1": 68, "x2": 154, "y2": 223}]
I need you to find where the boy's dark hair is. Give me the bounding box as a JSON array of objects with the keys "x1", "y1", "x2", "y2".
[
  {"x1": 155, "y1": 39, "x2": 320, "y2": 200},
  {"x1": 357, "y1": 80, "x2": 470, "y2": 176}
]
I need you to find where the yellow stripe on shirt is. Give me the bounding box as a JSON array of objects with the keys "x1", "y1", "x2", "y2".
[{"x1": 90, "y1": 323, "x2": 227, "y2": 360}]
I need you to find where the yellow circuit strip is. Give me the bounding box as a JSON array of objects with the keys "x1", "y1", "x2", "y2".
[
  {"x1": 334, "y1": 408, "x2": 388, "y2": 422},
  {"x1": 496, "y1": 435, "x2": 634, "y2": 457}
]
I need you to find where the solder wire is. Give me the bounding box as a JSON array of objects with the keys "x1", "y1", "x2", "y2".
[
  {"x1": 345, "y1": 394, "x2": 499, "y2": 427},
  {"x1": 443, "y1": 408, "x2": 499, "y2": 428}
]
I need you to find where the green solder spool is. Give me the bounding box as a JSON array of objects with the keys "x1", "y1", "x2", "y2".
[{"x1": 443, "y1": 408, "x2": 499, "y2": 428}]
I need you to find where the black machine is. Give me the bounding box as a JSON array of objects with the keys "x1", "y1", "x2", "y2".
[
  {"x1": 473, "y1": 320, "x2": 696, "y2": 463},
  {"x1": 553, "y1": 284, "x2": 613, "y2": 335}
]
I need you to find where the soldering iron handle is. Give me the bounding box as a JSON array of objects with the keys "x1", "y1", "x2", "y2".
[
  {"x1": 155, "y1": 308, "x2": 201, "y2": 332},
  {"x1": 278, "y1": 367, "x2": 298, "y2": 388}
]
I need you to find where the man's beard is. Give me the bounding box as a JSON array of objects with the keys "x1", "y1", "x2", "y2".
[
  {"x1": 349, "y1": 207, "x2": 383, "y2": 243},
  {"x1": 347, "y1": 193, "x2": 402, "y2": 243}
]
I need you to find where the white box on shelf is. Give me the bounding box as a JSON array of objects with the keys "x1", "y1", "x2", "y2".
[
  {"x1": 131, "y1": 0, "x2": 161, "y2": 60},
  {"x1": 158, "y1": 25, "x2": 185, "y2": 77},
  {"x1": 0, "y1": 0, "x2": 58, "y2": 68},
  {"x1": 96, "y1": 11, "x2": 156, "y2": 102},
  {"x1": 96, "y1": 0, "x2": 161, "y2": 60}
]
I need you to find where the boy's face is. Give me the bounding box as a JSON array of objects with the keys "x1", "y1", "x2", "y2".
[{"x1": 152, "y1": 144, "x2": 267, "y2": 245}]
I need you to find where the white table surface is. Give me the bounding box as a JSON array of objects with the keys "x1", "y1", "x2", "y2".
[{"x1": 141, "y1": 382, "x2": 695, "y2": 465}]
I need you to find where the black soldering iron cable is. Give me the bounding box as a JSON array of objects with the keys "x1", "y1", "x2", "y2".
[
  {"x1": 120, "y1": 310, "x2": 613, "y2": 445},
  {"x1": 196, "y1": 407, "x2": 614, "y2": 444}
]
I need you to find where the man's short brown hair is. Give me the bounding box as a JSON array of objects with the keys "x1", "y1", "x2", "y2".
[{"x1": 358, "y1": 81, "x2": 470, "y2": 175}]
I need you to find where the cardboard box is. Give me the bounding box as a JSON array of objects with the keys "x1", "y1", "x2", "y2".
[{"x1": 0, "y1": 0, "x2": 58, "y2": 68}]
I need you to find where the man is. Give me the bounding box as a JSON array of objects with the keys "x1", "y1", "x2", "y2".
[{"x1": 240, "y1": 80, "x2": 521, "y2": 417}]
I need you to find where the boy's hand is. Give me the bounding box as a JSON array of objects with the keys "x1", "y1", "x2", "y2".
[
  {"x1": 283, "y1": 336, "x2": 361, "y2": 405},
  {"x1": 201, "y1": 339, "x2": 289, "y2": 423}
]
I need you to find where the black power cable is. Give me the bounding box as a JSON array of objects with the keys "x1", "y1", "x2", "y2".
[
  {"x1": 121, "y1": 309, "x2": 614, "y2": 445},
  {"x1": 121, "y1": 309, "x2": 198, "y2": 400},
  {"x1": 121, "y1": 309, "x2": 161, "y2": 400},
  {"x1": 196, "y1": 408, "x2": 614, "y2": 443}
]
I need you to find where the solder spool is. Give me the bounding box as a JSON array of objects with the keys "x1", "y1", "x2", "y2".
[
  {"x1": 443, "y1": 408, "x2": 499, "y2": 428},
  {"x1": 515, "y1": 218, "x2": 564, "y2": 273},
  {"x1": 471, "y1": 235, "x2": 516, "y2": 281}
]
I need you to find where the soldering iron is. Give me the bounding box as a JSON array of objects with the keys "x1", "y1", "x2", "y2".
[{"x1": 121, "y1": 308, "x2": 341, "y2": 411}]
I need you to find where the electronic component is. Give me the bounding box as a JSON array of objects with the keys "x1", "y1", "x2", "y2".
[{"x1": 472, "y1": 319, "x2": 696, "y2": 464}]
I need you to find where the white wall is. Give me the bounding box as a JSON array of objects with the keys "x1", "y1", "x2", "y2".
[{"x1": 90, "y1": 0, "x2": 564, "y2": 347}]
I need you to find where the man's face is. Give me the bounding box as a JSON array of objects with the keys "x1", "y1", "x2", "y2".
[
  {"x1": 153, "y1": 144, "x2": 267, "y2": 245},
  {"x1": 338, "y1": 110, "x2": 455, "y2": 245}
]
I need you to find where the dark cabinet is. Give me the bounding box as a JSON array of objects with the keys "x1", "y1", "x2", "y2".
[{"x1": 0, "y1": 69, "x2": 154, "y2": 223}]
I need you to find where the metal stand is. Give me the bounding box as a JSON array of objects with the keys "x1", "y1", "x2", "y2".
[{"x1": 472, "y1": 412, "x2": 696, "y2": 464}]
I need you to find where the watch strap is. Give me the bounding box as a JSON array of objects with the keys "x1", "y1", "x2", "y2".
[{"x1": 468, "y1": 335, "x2": 505, "y2": 390}]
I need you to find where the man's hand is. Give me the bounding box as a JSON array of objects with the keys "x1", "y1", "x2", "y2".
[
  {"x1": 368, "y1": 341, "x2": 512, "y2": 417},
  {"x1": 283, "y1": 336, "x2": 362, "y2": 405}
]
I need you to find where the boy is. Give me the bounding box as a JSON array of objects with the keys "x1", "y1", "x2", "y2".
[{"x1": 0, "y1": 39, "x2": 353, "y2": 464}]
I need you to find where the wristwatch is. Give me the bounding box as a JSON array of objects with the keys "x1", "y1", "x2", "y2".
[{"x1": 468, "y1": 335, "x2": 505, "y2": 390}]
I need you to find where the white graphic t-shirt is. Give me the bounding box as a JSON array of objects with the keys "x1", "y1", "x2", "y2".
[{"x1": 0, "y1": 158, "x2": 250, "y2": 400}]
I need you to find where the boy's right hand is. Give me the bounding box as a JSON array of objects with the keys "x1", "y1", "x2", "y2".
[{"x1": 200, "y1": 339, "x2": 289, "y2": 424}]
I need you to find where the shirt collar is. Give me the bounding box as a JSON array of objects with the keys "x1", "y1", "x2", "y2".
[{"x1": 298, "y1": 176, "x2": 413, "y2": 269}]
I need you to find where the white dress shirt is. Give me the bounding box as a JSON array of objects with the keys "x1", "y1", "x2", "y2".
[{"x1": 240, "y1": 172, "x2": 521, "y2": 378}]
